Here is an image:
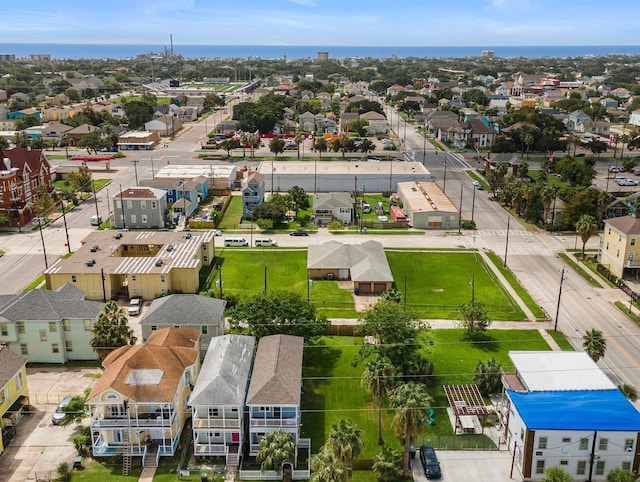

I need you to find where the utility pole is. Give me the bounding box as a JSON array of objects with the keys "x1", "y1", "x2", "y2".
[
  {"x1": 458, "y1": 184, "x2": 464, "y2": 234},
  {"x1": 61, "y1": 201, "x2": 71, "y2": 254},
  {"x1": 119, "y1": 184, "x2": 127, "y2": 230},
  {"x1": 471, "y1": 185, "x2": 476, "y2": 222},
  {"x1": 504, "y1": 216, "x2": 510, "y2": 267},
  {"x1": 131, "y1": 160, "x2": 139, "y2": 186},
  {"x1": 38, "y1": 218, "x2": 48, "y2": 269},
  {"x1": 422, "y1": 128, "x2": 427, "y2": 166},
  {"x1": 554, "y1": 267, "x2": 567, "y2": 331},
  {"x1": 443, "y1": 158, "x2": 447, "y2": 193}
]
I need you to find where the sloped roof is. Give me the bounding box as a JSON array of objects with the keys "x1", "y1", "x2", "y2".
[
  {"x1": 0, "y1": 147, "x2": 49, "y2": 179},
  {"x1": 0, "y1": 284, "x2": 103, "y2": 322},
  {"x1": 312, "y1": 192, "x2": 353, "y2": 210},
  {"x1": 307, "y1": 240, "x2": 393, "y2": 282},
  {"x1": 189, "y1": 335, "x2": 255, "y2": 406},
  {"x1": 360, "y1": 111, "x2": 386, "y2": 121},
  {"x1": 605, "y1": 215, "x2": 640, "y2": 235},
  {"x1": 0, "y1": 346, "x2": 27, "y2": 388},
  {"x1": 141, "y1": 294, "x2": 226, "y2": 328},
  {"x1": 88, "y1": 327, "x2": 200, "y2": 403},
  {"x1": 246, "y1": 335, "x2": 303, "y2": 406}
]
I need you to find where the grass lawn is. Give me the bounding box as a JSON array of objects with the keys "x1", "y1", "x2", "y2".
[
  {"x1": 386, "y1": 251, "x2": 526, "y2": 320},
  {"x1": 217, "y1": 196, "x2": 243, "y2": 229},
  {"x1": 558, "y1": 253, "x2": 602, "y2": 288},
  {"x1": 212, "y1": 250, "x2": 357, "y2": 317},
  {"x1": 546, "y1": 330, "x2": 575, "y2": 350},
  {"x1": 69, "y1": 458, "x2": 142, "y2": 481}
]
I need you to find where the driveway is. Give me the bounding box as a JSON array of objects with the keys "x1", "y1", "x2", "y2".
[
  {"x1": 0, "y1": 365, "x2": 102, "y2": 482},
  {"x1": 412, "y1": 449, "x2": 519, "y2": 481}
]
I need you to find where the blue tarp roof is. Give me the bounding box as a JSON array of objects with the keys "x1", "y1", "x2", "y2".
[{"x1": 508, "y1": 389, "x2": 640, "y2": 431}]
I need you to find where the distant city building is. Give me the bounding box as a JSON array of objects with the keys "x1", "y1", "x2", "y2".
[
  {"x1": 0, "y1": 54, "x2": 15, "y2": 62},
  {"x1": 481, "y1": 50, "x2": 496, "y2": 58},
  {"x1": 27, "y1": 54, "x2": 51, "y2": 62},
  {"x1": 317, "y1": 52, "x2": 329, "y2": 61}
]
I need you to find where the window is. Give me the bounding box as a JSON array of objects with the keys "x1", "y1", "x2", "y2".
[
  {"x1": 20, "y1": 344, "x2": 28, "y2": 355},
  {"x1": 0, "y1": 388, "x2": 4, "y2": 404},
  {"x1": 538, "y1": 437, "x2": 548, "y2": 449},
  {"x1": 622, "y1": 461, "x2": 631, "y2": 472},
  {"x1": 606, "y1": 242, "x2": 610, "y2": 250},
  {"x1": 520, "y1": 429, "x2": 524, "y2": 441},
  {"x1": 14, "y1": 372, "x2": 23, "y2": 391},
  {"x1": 208, "y1": 408, "x2": 219, "y2": 417},
  {"x1": 599, "y1": 438, "x2": 608, "y2": 451},
  {"x1": 63, "y1": 319, "x2": 70, "y2": 331},
  {"x1": 577, "y1": 461, "x2": 587, "y2": 475},
  {"x1": 131, "y1": 275, "x2": 137, "y2": 281},
  {"x1": 535, "y1": 460, "x2": 545, "y2": 474},
  {"x1": 201, "y1": 326, "x2": 208, "y2": 335},
  {"x1": 160, "y1": 275, "x2": 166, "y2": 283},
  {"x1": 127, "y1": 201, "x2": 133, "y2": 209},
  {"x1": 141, "y1": 215, "x2": 147, "y2": 223},
  {"x1": 39, "y1": 329, "x2": 47, "y2": 341},
  {"x1": 141, "y1": 201, "x2": 147, "y2": 209},
  {"x1": 49, "y1": 322, "x2": 57, "y2": 332},
  {"x1": 203, "y1": 256, "x2": 208, "y2": 263},
  {"x1": 116, "y1": 200, "x2": 121, "y2": 208},
  {"x1": 562, "y1": 437, "x2": 571, "y2": 443},
  {"x1": 151, "y1": 325, "x2": 157, "y2": 331},
  {"x1": 0, "y1": 324, "x2": 7, "y2": 336},
  {"x1": 595, "y1": 461, "x2": 605, "y2": 475},
  {"x1": 131, "y1": 215, "x2": 136, "y2": 224},
  {"x1": 579, "y1": 438, "x2": 589, "y2": 450},
  {"x1": 617, "y1": 249, "x2": 620, "y2": 258},
  {"x1": 625, "y1": 439, "x2": 634, "y2": 450},
  {"x1": 71, "y1": 275, "x2": 77, "y2": 283},
  {"x1": 632, "y1": 238, "x2": 637, "y2": 246},
  {"x1": 560, "y1": 460, "x2": 568, "y2": 466},
  {"x1": 52, "y1": 344, "x2": 59, "y2": 353},
  {"x1": 17, "y1": 322, "x2": 24, "y2": 334},
  {"x1": 65, "y1": 340, "x2": 73, "y2": 352},
  {"x1": 608, "y1": 228, "x2": 611, "y2": 235},
  {"x1": 84, "y1": 319, "x2": 92, "y2": 331},
  {"x1": 202, "y1": 244, "x2": 207, "y2": 251},
  {"x1": 151, "y1": 201, "x2": 157, "y2": 209}
]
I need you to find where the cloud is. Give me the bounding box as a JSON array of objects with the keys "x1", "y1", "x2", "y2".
[{"x1": 285, "y1": 0, "x2": 315, "y2": 5}]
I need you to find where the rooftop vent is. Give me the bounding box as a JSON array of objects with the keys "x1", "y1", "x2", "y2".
[
  {"x1": 90, "y1": 245, "x2": 99, "y2": 252},
  {"x1": 85, "y1": 259, "x2": 96, "y2": 267},
  {"x1": 166, "y1": 245, "x2": 174, "y2": 252},
  {"x1": 155, "y1": 259, "x2": 163, "y2": 267},
  {"x1": 115, "y1": 233, "x2": 123, "y2": 239},
  {"x1": 185, "y1": 233, "x2": 192, "y2": 239}
]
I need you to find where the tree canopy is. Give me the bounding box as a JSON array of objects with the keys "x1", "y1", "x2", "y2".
[{"x1": 90, "y1": 300, "x2": 137, "y2": 361}]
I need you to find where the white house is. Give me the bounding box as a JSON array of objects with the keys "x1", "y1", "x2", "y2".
[
  {"x1": 312, "y1": 192, "x2": 353, "y2": 226},
  {"x1": 629, "y1": 109, "x2": 640, "y2": 129}
]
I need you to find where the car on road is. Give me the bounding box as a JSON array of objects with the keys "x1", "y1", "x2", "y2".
[
  {"x1": 290, "y1": 229, "x2": 309, "y2": 236},
  {"x1": 367, "y1": 157, "x2": 381, "y2": 162},
  {"x1": 420, "y1": 445, "x2": 442, "y2": 479},
  {"x1": 52, "y1": 396, "x2": 74, "y2": 425},
  {"x1": 128, "y1": 298, "x2": 142, "y2": 316},
  {"x1": 618, "y1": 178, "x2": 639, "y2": 186},
  {"x1": 211, "y1": 229, "x2": 222, "y2": 236},
  {"x1": 609, "y1": 166, "x2": 625, "y2": 173},
  {"x1": 472, "y1": 180, "x2": 483, "y2": 190}
]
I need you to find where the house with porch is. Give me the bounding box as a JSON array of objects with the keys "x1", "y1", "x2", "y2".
[
  {"x1": 599, "y1": 213, "x2": 640, "y2": 279},
  {"x1": 189, "y1": 335, "x2": 255, "y2": 467},
  {"x1": 87, "y1": 328, "x2": 200, "y2": 470},
  {"x1": 312, "y1": 192, "x2": 353, "y2": 226},
  {"x1": 0, "y1": 346, "x2": 29, "y2": 456},
  {"x1": 111, "y1": 187, "x2": 167, "y2": 229},
  {"x1": 242, "y1": 172, "x2": 265, "y2": 219}
]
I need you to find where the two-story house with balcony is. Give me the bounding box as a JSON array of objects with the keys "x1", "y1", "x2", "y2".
[
  {"x1": 189, "y1": 335, "x2": 255, "y2": 467},
  {"x1": 242, "y1": 172, "x2": 265, "y2": 219},
  {"x1": 599, "y1": 213, "x2": 640, "y2": 279},
  {"x1": 0, "y1": 345, "x2": 29, "y2": 455},
  {"x1": 111, "y1": 187, "x2": 167, "y2": 229},
  {"x1": 246, "y1": 334, "x2": 304, "y2": 456},
  {"x1": 312, "y1": 192, "x2": 353, "y2": 227},
  {"x1": 87, "y1": 327, "x2": 200, "y2": 472},
  {"x1": 0, "y1": 284, "x2": 104, "y2": 363}
]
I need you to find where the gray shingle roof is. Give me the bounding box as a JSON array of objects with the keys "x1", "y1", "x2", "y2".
[
  {"x1": 246, "y1": 335, "x2": 303, "y2": 406},
  {"x1": 140, "y1": 294, "x2": 226, "y2": 327},
  {"x1": 0, "y1": 346, "x2": 27, "y2": 388},
  {"x1": 312, "y1": 192, "x2": 353, "y2": 210},
  {"x1": 307, "y1": 240, "x2": 394, "y2": 282},
  {"x1": 189, "y1": 335, "x2": 256, "y2": 406},
  {"x1": 0, "y1": 284, "x2": 103, "y2": 322},
  {"x1": 605, "y1": 215, "x2": 640, "y2": 235}
]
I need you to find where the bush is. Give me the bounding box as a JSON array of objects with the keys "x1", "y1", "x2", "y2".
[
  {"x1": 461, "y1": 219, "x2": 476, "y2": 230},
  {"x1": 57, "y1": 462, "x2": 71, "y2": 482},
  {"x1": 328, "y1": 221, "x2": 344, "y2": 230}
]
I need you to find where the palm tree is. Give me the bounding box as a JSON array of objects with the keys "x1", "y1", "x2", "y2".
[
  {"x1": 542, "y1": 466, "x2": 572, "y2": 482},
  {"x1": 575, "y1": 214, "x2": 598, "y2": 257},
  {"x1": 89, "y1": 300, "x2": 137, "y2": 361},
  {"x1": 314, "y1": 138, "x2": 328, "y2": 158},
  {"x1": 327, "y1": 419, "x2": 364, "y2": 481},
  {"x1": 567, "y1": 133, "x2": 580, "y2": 157},
  {"x1": 583, "y1": 329, "x2": 607, "y2": 362},
  {"x1": 361, "y1": 355, "x2": 396, "y2": 445},
  {"x1": 310, "y1": 445, "x2": 344, "y2": 482},
  {"x1": 295, "y1": 133, "x2": 303, "y2": 160},
  {"x1": 618, "y1": 382, "x2": 638, "y2": 402},
  {"x1": 606, "y1": 466, "x2": 638, "y2": 482},
  {"x1": 372, "y1": 444, "x2": 402, "y2": 482},
  {"x1": 390, "y1": 382, "x2": 433, "y2": 478},
  {"x1": 256, "y1": 429, "x2": 296, "y2": 473},
  {"x1": 540, "y1": 185, "x2": 555, "y2": 229}
]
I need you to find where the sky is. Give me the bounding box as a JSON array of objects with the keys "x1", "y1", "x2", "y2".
[{"x1": 3, "y1": 0, "x2": 640, "y2": 46}]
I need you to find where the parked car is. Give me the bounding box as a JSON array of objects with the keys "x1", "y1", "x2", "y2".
[
  {"x1": 290, "y1": 229, "x2": 309, "y2": 236},
  {"x1": 420, "y1": 445, "x2": 442, "y2": 479},
  {"x1": 472, "y1": 180, "x2": 483, "y2": 190},
  {"x1": 609, "y1": 166, "x2": 625, "y2": 173},
  {"x1": 52, "y1": 396, "x2": 74, "y2": 425},
  {"x1": 128, "y1": 298, "x2": 142, "y2": 316},
  {"x1": 367, "y1": 157, "x2": 381, "y2": 162}
]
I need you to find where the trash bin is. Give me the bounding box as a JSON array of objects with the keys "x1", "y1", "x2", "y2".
[
  {"x1": 410, "y1": 446, "x2": 417, "y2": 460},
  {"x1": 200, "y1": 472, "x2": 208, "y2": 482},
  {"x1": 354, "y1": 288, "x2": 359, "y2": 295},
  {"x1": 72, "y1": 456, "x2": 83, "y2": 470}
]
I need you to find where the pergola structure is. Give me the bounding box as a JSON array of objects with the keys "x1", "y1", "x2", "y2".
[{"x1": 444, "y1": 384, "x2": 489, "y2": 434}]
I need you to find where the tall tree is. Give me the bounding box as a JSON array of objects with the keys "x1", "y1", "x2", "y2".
[
  {"x1": 327, "y1": 419, "x2": 365, "y2": 482},
  {"x1": 287, "y1": 186, "x2": 310, "y2": 212},
  {"x1": 32, "y1": 184, "x2": 56, "y2": 219},
  {"x1": 314, "y1": 138, "x2": 328, "y2": 158},
  {"x1": 390, "y1": 382, "x2": 433, "y2": 478},
  {"x1": 583, "y1": 329, "x2": 607, "y2": 362},
  {"x1": 473, "y1": 358, "x2": 503, "y2": 396},
  {"x1": 90, "y1": 300, "x2": 137, "y2": 361},
  {"x1": 361, "y1": 355, "x2": 396, "y2": 445},
  {"x1": 256, "y1": 429, "x2": 296, "y2": 473},
  {"x1": 269, "y1": 137, "x2": 285, "y2": 158},
  {"x1": 575, "y1": 214, "x2": 598, "y2": 256},
  {"x1": 68, "y1": 165, "x2": 94, "y2": 194},
  {"x1": 458, "y1": 300, "x2": 492, "y2": 339}
]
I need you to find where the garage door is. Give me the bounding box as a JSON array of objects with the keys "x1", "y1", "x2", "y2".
[
  {"x1": 373, "y1": 283, "x2": 387, "y2": 293},
  {"x1": 358, "y1": 283, "x2": 371, "y2": 294}
]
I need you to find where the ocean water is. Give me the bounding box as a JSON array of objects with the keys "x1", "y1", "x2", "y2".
[{"x1": 1, "y1": 43, "x2": 640, "y2": 60}]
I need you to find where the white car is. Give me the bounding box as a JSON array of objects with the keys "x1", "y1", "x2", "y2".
[
  {"x1": 212, "y1": 229, "x2": 222, "y2": 236},
  {"x1": 472, "y1": 180, "x2": 483, "y2": 190},
  {"x1": 128, "y1": 298, "x2": 142, "y2": 316}
]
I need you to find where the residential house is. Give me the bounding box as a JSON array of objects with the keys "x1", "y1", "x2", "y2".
[
  {"x1": 566, "y1": 110, "x2": 591, "y2": 131},
  {"x1": 462, "y1": 119, "x2": 496, "y2": 148},
  {"x1": 246, "y1": 334, "x2": 304, "y2": 456},
  {"x1": 145, "y1": 113, "x2": 182, "y2": 137},
  {"x1": 45, "y1": 230, "x2": 216, "y2": 301},
  {"x1": 312, "y1": 192, "x2": 353, "y2": 226},
  {"x1": 579, "y1": 120, "x2": 610, "y2": 137},
  {"x1": 0, "y1": 284, "x2": 104, "y2": 363},
  {"x1": 359, "y1": 111, "x2": 387, "y2": 134},
  {"x1": 629, "y1": 110, "x2": 640, "y2": 129},
  {"x1": 386, "y1": 85, "x2": 405, "y2": 97},
  {"x1": 41, "y1": 122, "x2": 73, "y2": 143},
  {"x1": 140, "y1": 294, "x2": 226, "y2": 352},
  {"x1": 87, "y1": 328, "x2": 200, "y2": 467},
  {"x1": 67, "y1": 123, "x2": 100, "y2": 146},
  {"x1": 0, "y1": 147, "x2": 55, "y2": 228},
  {"x1": 611, "y1": 87, "x2": 631, "y2": 99},
  {"x1": 500, "y1": 351, "x2": 640, "y2": 481},
  {"x1": 0, "y1": 346, "x2": 29, "y2": 455},
  {"x1": 189, "y1": 335, "x2": 255, "y2": 466},
  {"x1": 111, "y1": 187, "x2": 168, "y2": 229},
  {"x1": 67, "y1": 76, "x2": 104, "y2": 94},
  {"x1": 0, "y1": 106, "x2": 10, "y2": 121},
  {"x1": 397, "y1": 181, "x2": 460, "y2": 230},
  {"x1": 298, "y1": 112, "x2": 316, "y2": 132},
  {"x1": 215, "y1": 120, "x2": 239, "y2": 135},
  {"x1": 599, "y1": 213, "x2": 640, "y2": 279},
  {"x1": 138, "y1": 176, "x2": 208, "y2": 225},
  {"x1": 307, "y1": 240, "x2": 393, "y2": 294},
  {"x1": 242, "y1": 172, "x2": 265, "y2": 219},
  {"x1": 8, "y1": 108, "x2": 40, "y2": 121}
]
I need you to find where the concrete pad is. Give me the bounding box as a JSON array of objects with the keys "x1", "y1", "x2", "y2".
[{"x1": 412, "y1": 449, "x2": 520, "y2": 481}]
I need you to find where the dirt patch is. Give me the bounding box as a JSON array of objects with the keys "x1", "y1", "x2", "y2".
[
  {"x1": 354, "y1": 295, "x2": 380, "y2": 312},
  {"x1": 337, "y1": 280, "x2": 353, "y2": 290}
]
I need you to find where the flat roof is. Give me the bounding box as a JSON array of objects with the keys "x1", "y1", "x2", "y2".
[
  {"x1": 119, "y1": 131, "x2": 155, "y2": 139},
  {"x1": 508, "y1": 389, "x2": 640, "y2": 431},
  {"x1": 397, "y1": 181, "x2": 458, "y2": 214},
  {"x1": 256, "y1": 160, "x2": 430, "y2": 177},
  {"x1": 155, "y1": 164, "x2": 237, "y2": 179},
  {"x1": 44, "y1": 230, "x2": 214, "y2": 276},
  {"x1": 509, "y1": 351, "x2": 615, "y2": 391}
]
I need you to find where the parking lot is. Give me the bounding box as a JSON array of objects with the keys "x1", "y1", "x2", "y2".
[
  {"x1": 0, "y1": 365, "x2": 102, "y2": 482},
  {"x1": 411, "y1": 448, "x2": 519, "y2": 481}
]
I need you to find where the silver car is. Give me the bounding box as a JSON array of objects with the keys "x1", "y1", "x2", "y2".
[{"x1": 52, "y1": 395, "x2": 74, "y2": 425}]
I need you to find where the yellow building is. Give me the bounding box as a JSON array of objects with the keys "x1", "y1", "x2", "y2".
[
  {"x1": 45, "y1": 230, "x2": 216, "y2": 301},
  {"x1": 599, "y1": 215, "x2": 640, "y2": 278},
  {"x1": 0, "y1": 345, "x2": 29, "y2": 455}
]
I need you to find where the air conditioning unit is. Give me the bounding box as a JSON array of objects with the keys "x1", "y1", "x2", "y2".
[{"x1": 327, "y1": 273, "x2": 334, "y2": 280}]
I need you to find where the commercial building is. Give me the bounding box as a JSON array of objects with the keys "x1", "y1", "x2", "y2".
[
  {"x1": 154, "y1": 164, "x2": 238, "y2": 191},
  {"x1": 397, "y1": 181, "x2": 460, "y2": 229},
  {"x1": 44, "y1": 230, "x2": 216, "y2": 301},
  {"x1": 256, "y1": 161, "x2": 430, "y2": 193}
]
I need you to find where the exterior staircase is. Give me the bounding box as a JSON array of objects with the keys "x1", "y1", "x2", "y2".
[
  {"x1": 144, "y1": 443, "x2": 159, "y2": 468},
  {"x1": 227, "y1": 445, "x2": 240, "y2": 468},
  {"x1": 122, "y1": 429, "x2": 132, "y2": 475}
]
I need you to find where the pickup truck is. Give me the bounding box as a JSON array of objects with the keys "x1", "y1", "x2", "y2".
[{"x1": 128, "y1": 298, "x2": 142, "y2": 316}]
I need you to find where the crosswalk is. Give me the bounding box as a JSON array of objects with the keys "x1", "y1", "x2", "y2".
[{"x1": 476, "y1": 229, "x2": 530, "y2": 237}]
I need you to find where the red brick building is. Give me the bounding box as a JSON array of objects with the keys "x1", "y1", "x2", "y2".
[{"x1": 0, "y1": 147, "x2": 54, "y2": 228}]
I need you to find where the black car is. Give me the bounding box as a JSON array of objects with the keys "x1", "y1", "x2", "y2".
[
  {"x1": 420, "y1": 445, "x2": 442, "y2": 479},
  {"x1": 290, "y1": 229, "x2": 309, "y2": 236}
]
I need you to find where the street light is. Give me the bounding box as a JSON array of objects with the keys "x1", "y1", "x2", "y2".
[{"x1": 38, "y1": 217, "x2": 48, "y2": 269}]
